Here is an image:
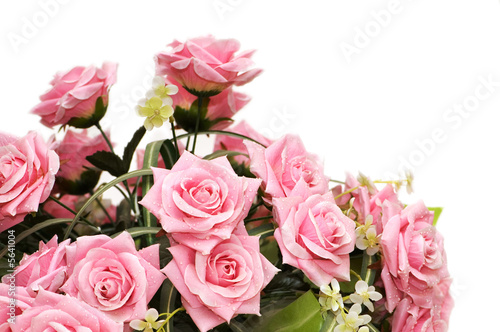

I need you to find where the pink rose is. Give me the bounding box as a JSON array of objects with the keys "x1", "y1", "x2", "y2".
[
  {"x1": 61, "y1": 232, "x2": 166, "y2": 322},
  {"x1": 53, "y1": 129, "x2": 111, "y2": 194},
  {"x1": 272, "y1": 192, "x2": 356, "y2": 286},
  {"x1": 245, "y1": 134, "x2": 329, "y2": 203},
  {"x1": 140, "y1": 151, "x2": 261, "y2": 254},
  {"x1": 8, "y1": 288, "x2": 122, "y2": 331},
  {"x1": 214, "y1": 120, "x2": 274, "y2": 165},
  {"x1": 1, "y1": 236, "x2": 70, "y2": 297},
  {"x1": 0, "y1": 284, "x2": 33, "y2": 330},
  {"x1": 156, "y1": 36, "x2": 262, "y2": 96},
  {"x1": 391, "y1": 279, "x2": 453, "y2": 332},
  {"x1": 333, "y1": 173, "x2": 401, "y2": 228},
  {"x1": 167, "y1": 77, "x2": 251, "y2": 131},
  {"x1": 0, "y1": 131, "x2": 59, "y2": 233},
  {"x1": 162, "y1": 230, "x2": 279, "y2": 332},
  {"x1": 380, "y1": 201, "x2": 450, "y2": 312},
  {"x1": 31, "y1": 62, "x2": 117, "y2": 128}
]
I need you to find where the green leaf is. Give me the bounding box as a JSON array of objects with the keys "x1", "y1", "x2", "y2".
[
  {"x1": 159, "y1": 279, "x2": 178, "y2": 332},
  {"x1": 428, "y1": 207, "x2": 443, "y2": 226},
  {"x1": 360, "y1": 251, "x2": 377, "y2": 286},
  {"x1": 110, "y1": 227, "x2": 161, "y2": 239},
  {"x1": 259, "y1": 290, "x2": 323, "y2": 332},
  {"x1": 122, "y1": 126, "x2": 146, "y2": 172},
  {"x1": 0, "y1": 219, "x2": 73, "y2": 259},
  {"x1": 159, "y1": 140, "x2": 178, "y2": 169},
  {"x1": 319, "y1": 311, "x2": 337, "y2": 332},
  {"x1": 62, "y1": 169, "x2": 153, "y2": 240},
  {"x1": 248, "y1": 223, "x2": 274, "y2": 238},
  {"x1": 86, "y1": 151, "x2": 126, "y2": 177},
  {"x1": 203, "y1": 150, "x2": 248, "y2": 161},
  {"x1": 176, "y1": 130, "x2": 266, "y2": 147}
]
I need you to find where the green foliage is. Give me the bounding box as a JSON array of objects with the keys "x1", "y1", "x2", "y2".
[{"x1": 428, "y1": 207, "x2": 444, "y2": 226}]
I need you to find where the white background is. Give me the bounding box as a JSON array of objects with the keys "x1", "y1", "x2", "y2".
[{"x1": 1, "y1": 1, "x2": 500, "y2": 330}]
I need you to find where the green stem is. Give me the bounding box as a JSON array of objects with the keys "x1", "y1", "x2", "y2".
[
  {"x1": 350, "y1": 269, "x2": 363, "y2": 281},
  {"x1": 329, "y1": 179, "x2": 345, "y2": 184},
  {"x1": 90, "y1": 191, "x2": 115, "y2": 226},
  {"x1": 334, "y1": 186, "x2": 359, "y2": 200},
  {"x1": 191, "y1": 96, "x2": 203, "y2": 154},
  {"x1": 47, "y1": 196, "x2": 96, "y2": 228},
  {"x1": 157, "y1": 307, "x2": 186, "y2": 332},
  {"x1": 170, "y1": 117, "x2": 180, "y2": 159},
  {"x1": 95, "y1": 122, "x2": 114, "y2": 154}
]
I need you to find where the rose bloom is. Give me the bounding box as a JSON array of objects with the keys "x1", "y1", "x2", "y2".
[
  {"x1": 0, "y1": 284, "x2": 33, "y2": 330},
  {"x1": 380, "y1": 200, "x2": 450, "y2": 313},
  {"x1": 273, "y1": 192, "x2": 356, "y2": 286},
  {"x1": 162, "y1": 227, "x2": 279, "y2": 332},
  {"x1": 332, "y1": 173, "x2": 401, "y2": 228},
  {"x1": 53, "y1": 129, "x2": 111, "y2": 194},
  {"x1": 31, "y1": 62, "x2": 117, "y2": 128},
  {"x1": 1, "y1": 236, "x2": 70, "y2": 297},
  {"x1": 167, "y1": 77, "x2": 251, "y2": 131},
  {"x1": 245, "y1": 134, "x2": 329, "y2": 203},
  {"x1": 213, "y1": 120, "x2": 273, "y2": 165},
  {"x1": 0, "y1": 131, "x2": 59, "y2": 233},
  {"x1": 7, "y1": 288, "x2": 122, "y2": 331},
  {"x1": 60, "y1": 232, "x2": 166, "y2": 322},
  {"x1": 140, "y1": 151, "x2": 261, "y2": 255},
  {"x1": 156, "y1": 36, "x2": 262, "y2": 96},
  {"x1": 391, "y1": 278, "x2": 454, "y2": 332}
]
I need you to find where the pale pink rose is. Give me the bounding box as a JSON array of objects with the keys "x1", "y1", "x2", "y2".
[
  {"x1": 140, "y1": 151, "x2": 261, "y2": 254},
  {"x1": 380, "y1": 201, "x2": 450, "y2": 313},
  {"x1": 8, "y1": 288, "x2": 122, "y2": 331},
  {"x1": 162, "y1": 229, "x2": 279, "y2": 332},
  {"x1": 53, "y1": 129, "x2": 110, "y2": 194},
  {"x1": 391, "y1": 279, "x2": 453, "y2": 332},
  {"x1": 167, "y1": 77, "x2": 250, "y2": 131},
  {"x1": 156, "y1": 36, "x2": 262, "y2": 96},
  {"x1": 61, "y1": 232, "x2": 166, "y2": 322},
  {"x1": 0, "y1": 284, "x2": 34, "y2": 330},
  {"x1": 272, "y1": 192, "x2": 356, "y2": 286},
  {"x1": 0, "y1": 131, "x2": 59, "y2": 233},
  {"x1": 31, "y1": 62, "x2": 117, "y2": 128},
  {"x1": 333, "y1": 173, "x2": 401, "y2": 227},
  {"x1": 245, "y1": 134, "x2": 329, "y2": 203},
  {"x1": 214, "y1": 120, "x2": 274, "y2": 165},
  {"x1": 1, "y1": 236, "x2": 70, "y2": 297}
]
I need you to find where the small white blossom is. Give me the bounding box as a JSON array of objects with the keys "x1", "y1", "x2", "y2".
[
  {"x1": 319, "y1": 279, "x2": 344, "y2": 315},
  {"x1": 129, "y1": 308, "x2": 165, "y2": 332},
  {"x1": 349, "y1": 280, "x2": 383, "y2": 312},
  {"x1": 355, "y1": 227, "x2": 380, "y2": 256},
  {"x1": 334, "y1": 304, "x2": 371, "y2": 332}
]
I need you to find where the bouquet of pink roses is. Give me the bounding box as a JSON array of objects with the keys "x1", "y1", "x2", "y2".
[{"x1": 0, "y1": 36, "x2": 453, "y2": 332}]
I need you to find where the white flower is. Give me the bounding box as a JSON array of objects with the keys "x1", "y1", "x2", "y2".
[
  {"x1": 151, "y1": 76, "x2": 179, "y2": 99},
  {"x1": 129, "y1": 308, "x2": 165, "y2": 332},
  {"x1": 334, "y1": 304, "x2": 371, "y2": 332},
  {"x1": 319, "y1": 279, "x2": 344, "y2": 314},
  {"x1": 355, "y1": 226, "x2": 380, "y2": 256},
  {"x1": 349, "y1": 280, "x2": 383, "y2": 312}
]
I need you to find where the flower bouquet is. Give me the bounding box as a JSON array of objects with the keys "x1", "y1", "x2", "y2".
[{"x1": 0, "y1": 36, "x2": 453, "y2": 332}]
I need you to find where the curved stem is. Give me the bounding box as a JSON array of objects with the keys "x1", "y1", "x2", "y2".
[{"x1": 170, "y1": 117, "x2": 180, "y2": 159}]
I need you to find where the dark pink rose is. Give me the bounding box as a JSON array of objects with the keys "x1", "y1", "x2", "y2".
[
  {"x1": 8, "y1": 288, "x2": 122, "y2": 331},
  {"x1": 391, "y1": 278, "x2": 453, "y2": 332},
  {"x1": 273, "y1": 192, "x2": 356, "y2": 286},
  {"x1": 1, "y1": 236, "x2": 70, "y2": 297},
  {"x1": 0, "y1": 131, "x2": 59, "y2": 233},
  {"x1": 380, "y1": 201, "x2": 450, "y2": 312},
  {"x1": 61, "y1": 232, "x2": 166, "y2": 322},
  {"x1": 214, "y1": 120, "x2": 274, "y2": 165},
  {"x1": 140, "y1": 152, "x2": 261, "y2": 254},
  {"x1": 53, "y1": 129, "x2": 111, "y2": 194},
  {"x1": 31, "y1": 62, "x2": 117, "y2": 128},
  {"x1": 245, "y1": 134, "x2": 329, "y2": 203},
  {"x1": 156, "y1": 36, "x2": 261, "y2": 96},
  {"x1": 162, "y1": 230, "x2": 279, "y2": 332}
]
